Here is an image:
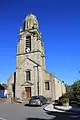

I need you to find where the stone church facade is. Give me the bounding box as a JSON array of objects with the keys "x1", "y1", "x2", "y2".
[{"x1": 7, "y1": 14, "x2": 66, "y2": 101}]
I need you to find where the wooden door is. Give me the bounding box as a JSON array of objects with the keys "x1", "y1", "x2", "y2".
[{"x1": 25, "y1": 87, "x2": 31, "y2": 99}]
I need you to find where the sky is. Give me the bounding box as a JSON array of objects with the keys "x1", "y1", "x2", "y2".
[{"x1": 0, "y1": 0, "x2": 80, "y2": 85}]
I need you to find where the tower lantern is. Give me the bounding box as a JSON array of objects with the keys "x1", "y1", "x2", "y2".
[{"x1": 24, "y1": 13, "x2": 39, "y2": 30}]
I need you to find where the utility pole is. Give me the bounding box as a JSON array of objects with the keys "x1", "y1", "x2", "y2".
[{"x1": 27, "y1": 56, "x2": 41, "y2": 96}]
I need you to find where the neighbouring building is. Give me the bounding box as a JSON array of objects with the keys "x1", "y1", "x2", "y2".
[
  {"x1": 0, "y1": 84, "x2": 4, "y2": 98},
  {"x1": 7, "y1": 13, "x2": 66, "y2": 101},
  {"x1": 0, "y1": 83, "x2": 7, "y2": 98},
  {"x1": 2, "y1": 83, "x2": 7, "y2": 97}
]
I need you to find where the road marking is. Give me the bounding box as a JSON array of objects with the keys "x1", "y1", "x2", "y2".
[{"x1": 0, "y1": 117, "x2": 7, "y2": 120}]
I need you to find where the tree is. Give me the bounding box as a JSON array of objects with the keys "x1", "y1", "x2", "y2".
[
  {"x1": 66, "y1": 85, "x2": 75, "y2": 101},
  {"x1": 62, "y1": 80, "x2": 80, "y2": 102},
  {"x1": 72, "y1": 80, "x2": 80, "y2": 102}
]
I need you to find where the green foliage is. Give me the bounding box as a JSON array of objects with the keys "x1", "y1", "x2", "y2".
[
  {"x1": 59, "y1": 93, "x2": 69, "y2": 105},
  {"x1": 72, "y1": 80, "x2": 80, "y2": 102},
  {"x1": 62, "y1": 92, "x2": 69, "y2": 98},
  {"x1": 66, "y1": 80, "x2": 80, "y2": 102},
  {"x1": 60, "y1": 97, "x2": 69, "y2": 104},
  {"x1": 68, "y1": 91, "x2": 75, "y2": 101}
]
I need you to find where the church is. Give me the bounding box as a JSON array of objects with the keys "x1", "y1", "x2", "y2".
[{"x1": 7, "y1": 14, "x2": 66, "y2": 101}]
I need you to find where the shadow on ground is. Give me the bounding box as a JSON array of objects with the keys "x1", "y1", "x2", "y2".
[
  {"x1": 25, "y1": 109, "x2": 80, "y2": 120},
  {"x1": 25, "y1": 115, "x2": 80, "y2": 120},
  {"x1": 46, "y1": 111, "x2": 80, "y2": 120},
  {"x1": 24, "y1": 104, "x2": 41, "y2": 107},
  {"x1": 26, "y1": 118, "x2": 53, "y2": 120},
  {"x1": 25, "y1": 111, "x2": 80, "y2": 120},
  {"x1": 26, "y1": 118, "x2": 54, "y2": 120}
]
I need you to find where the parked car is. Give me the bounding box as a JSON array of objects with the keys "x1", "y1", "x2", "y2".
[{"x1": 29, "y1": 95, "x2": 47, "y2": 106}]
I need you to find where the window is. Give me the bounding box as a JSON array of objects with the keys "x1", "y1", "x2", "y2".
[
  {"x1": 26, "y1": 71, "x2": 31, "y2": 81},
  {"x1": 26, "y1": 36, "x2": 31, "y2": 52},
  {"x1": 45, "y1": 82, "x2": 50, "y2": 90}
]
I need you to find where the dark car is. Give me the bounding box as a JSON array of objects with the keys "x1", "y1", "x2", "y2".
[{"x1": 29, "y1": 95, "x2": 47, "y2": 106}]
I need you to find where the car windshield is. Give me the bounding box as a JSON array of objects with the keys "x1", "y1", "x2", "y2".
[
  {"x1": 39, "y1": 96, "x2": 45, "y2": 99},
  {"x1": 31, "y1": 96, "x2": 39, "y2": 99}
]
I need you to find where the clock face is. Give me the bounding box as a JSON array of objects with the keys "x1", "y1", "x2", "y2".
[{"x1": 26, "y1": 48, "x2": 30, "y2": 53}]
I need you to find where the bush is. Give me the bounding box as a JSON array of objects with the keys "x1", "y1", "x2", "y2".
[
  {"x1": 59, "y1": 93, "x2": 69, "y2": 106},
  {"x1": 60, "y1": 97, "x2": 69, "y2": 104},
  {"x1": 76, "y1": 95, "x2": 80, "y2": 102},
  {"x1": 62, "y1": 93, "x2": 69, "y2": 98}
]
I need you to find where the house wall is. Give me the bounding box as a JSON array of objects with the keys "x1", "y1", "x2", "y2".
[
  {"x1": 15, "y1": 57, "x2": 43, "y2": 100},
  {"x1": 0, "y1": 90, "x2": 4, "y2": 98},
  {"x1": 61, "y1": 82, "x2": 66, "y2": 94},
  {"x1": 4, "y1": 90, "x2": 7, "y2": 96},
  {"x1": 41, "y1": 69, "x2": 66, "y2": 101},
  {"x1": 7, "y1": 74, "x2": 14, "y2": 98},
  {"x1": 42, "y1": 70, "x2": 52, "y2": 99},
  {"x1": 54, "y1": 78, "x2": 66, "y2": 100}
]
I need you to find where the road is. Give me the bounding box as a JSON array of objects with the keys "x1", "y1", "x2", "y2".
[
  {"x1": 0, "y1": 102, "x2": 55, "y2": 120},
  {"x1": 0, "y1": 102, "x2": 80, "y2": 120}
]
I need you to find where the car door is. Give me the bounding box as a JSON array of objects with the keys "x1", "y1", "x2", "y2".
[
  {"x1": 43, "y1": 96, "x2": 47, "y2": 104},
  {"x1": 39, "y1": 96, "x2": 46, "y2": 104}
]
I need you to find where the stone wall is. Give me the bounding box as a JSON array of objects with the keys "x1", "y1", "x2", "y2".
[{"x1": 7, "y1": 74, "x2": 14, "y2": 98}]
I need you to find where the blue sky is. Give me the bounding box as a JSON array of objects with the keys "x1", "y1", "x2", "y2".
[{"x1": 0, "y1": 0, "x2": 80, "y2": 85}]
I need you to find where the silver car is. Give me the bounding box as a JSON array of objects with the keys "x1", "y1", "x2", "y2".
[{"x1": 29, "y1": 96, "x2": 47, "y2": 106}]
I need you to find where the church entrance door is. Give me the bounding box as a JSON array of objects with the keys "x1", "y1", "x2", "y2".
[{"x1": 25, "y1": 87, "x2": 31, "y2": 99}]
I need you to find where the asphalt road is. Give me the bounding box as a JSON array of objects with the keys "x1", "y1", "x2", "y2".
[
  {"x1": 0, "y1": 102, "x2": 80, "y2": 120},
  {"x1": 0, "y1": 102, "x2": 55, "y2": 120}
]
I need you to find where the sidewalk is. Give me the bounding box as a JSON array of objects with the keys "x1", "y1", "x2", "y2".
[
  {"x1": 44, "y1": 104, "x2": 65, "y2": 112},
  {"x1": 54, "y1": 105, "x2": 72, "y2": 111},
  {"x1": 44, "y1": 104, "x2": 80, "y2": 115}
]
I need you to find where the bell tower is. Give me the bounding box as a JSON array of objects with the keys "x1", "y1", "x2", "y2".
[
  {"x1": 16, "y1": 13, "x2": 46, "y2": 68},
  {"x1": 16, "y1": 14, "x2": 46, "y2": 99}
]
